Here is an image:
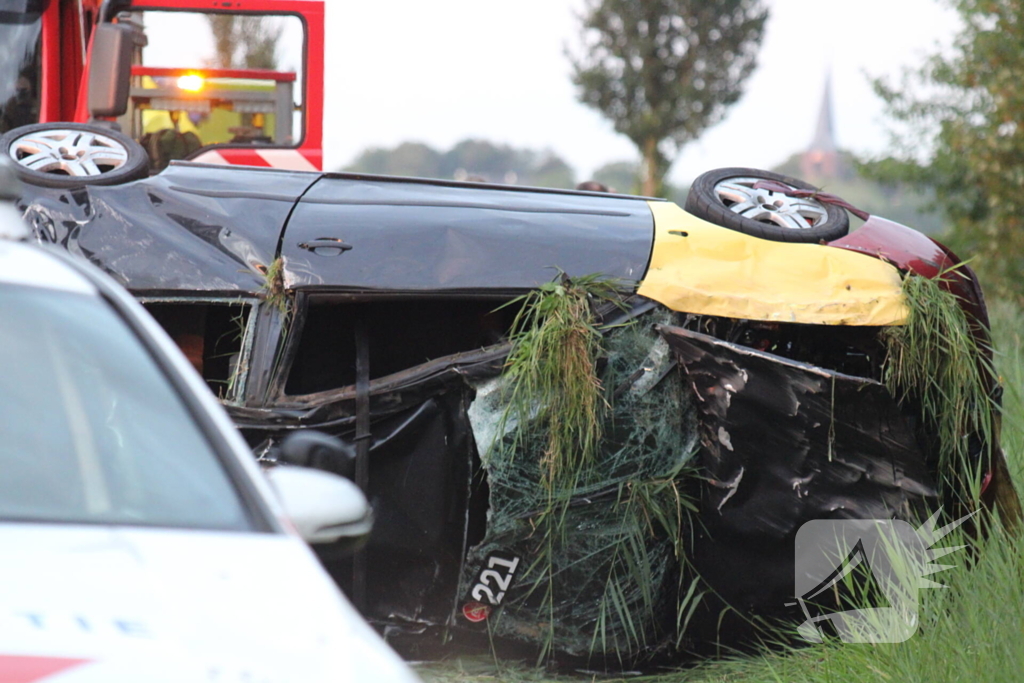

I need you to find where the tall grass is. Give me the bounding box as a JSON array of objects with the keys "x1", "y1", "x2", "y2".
[
  {"x1": 990, "y1": 299, "x2": 1024, "y2": 484},
  {"x1": 501, "y1": 275, "x2": 611, "y2": 490},
  {"x1": 492, "y1": 277, "x2": 700, "y2": 663},
  {"x1": 881, "y1": 270, "x2": 995, "y2": 500}
]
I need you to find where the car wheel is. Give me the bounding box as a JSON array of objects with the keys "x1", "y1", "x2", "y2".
[
  {"x1": 0, "y1": 122, "x2": 149, "y2": 189},
  {"x1": 685, "y1": 167, "x2": 849, "y2": 243}
]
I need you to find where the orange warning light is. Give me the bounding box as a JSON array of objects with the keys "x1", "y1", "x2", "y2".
[{"x1": 176, "y1": 74, "x2": 204, "y2": 92}]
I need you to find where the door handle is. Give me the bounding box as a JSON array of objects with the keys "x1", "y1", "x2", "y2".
[{"x1": 298, "y1": 237, "x2": 353, "y2": 256}]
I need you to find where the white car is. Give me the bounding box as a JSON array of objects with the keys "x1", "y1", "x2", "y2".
[{"x1": 0, "y1": 191, "x2": 419, "y2": 681}]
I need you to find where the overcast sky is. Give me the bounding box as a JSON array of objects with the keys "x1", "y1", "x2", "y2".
[{"x1": 322, "y1": 0, "x2": 960, "y2": 183}]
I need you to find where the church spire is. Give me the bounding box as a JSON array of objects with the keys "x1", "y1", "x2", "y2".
[
  {"x1": 808, "y1": 71, "x2": 836, "y2": 153},
  {"x1": 800, "y1": 70, "x2": 846, "y2": 181}
]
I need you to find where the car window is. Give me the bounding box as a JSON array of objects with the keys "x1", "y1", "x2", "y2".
[
  {"x1": 0, "y1": 285, "x2": 251, "y2": 530},
  {"x1": 285, "y1": 298, "x2": 517, "y2": 395},
  {"x1": 143, "y1": 301, "x2": 253, "y2": 402}
]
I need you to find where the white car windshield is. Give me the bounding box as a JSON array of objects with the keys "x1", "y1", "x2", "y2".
[{"x1": 0, "y1": 285, "x2": 251, "y2": 530}]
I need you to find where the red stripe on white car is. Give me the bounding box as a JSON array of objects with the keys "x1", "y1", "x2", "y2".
[{"x1": 0, "y1": 655, "x2": 90, "y2": 682}]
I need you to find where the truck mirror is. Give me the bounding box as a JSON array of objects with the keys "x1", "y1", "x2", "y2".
[{"x1": 87, "y1": 23, "x2": 134, "y2": 119}]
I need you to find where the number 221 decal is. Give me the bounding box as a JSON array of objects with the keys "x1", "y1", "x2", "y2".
[{"x1": 468, "y1": 552, "x2": 520, "y2": 606}]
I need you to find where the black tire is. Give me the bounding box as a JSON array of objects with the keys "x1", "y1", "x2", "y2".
[
  {"x1": 0, "y1": 122, "x2": 149, "y2": 189},
  {"x1": 684, "y1": 167, "x2": 849, "y2": 243}
]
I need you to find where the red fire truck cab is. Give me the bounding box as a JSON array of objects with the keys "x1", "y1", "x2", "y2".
[{"x1": 0, "y1": 0, "x2": 324, "y2": 172}]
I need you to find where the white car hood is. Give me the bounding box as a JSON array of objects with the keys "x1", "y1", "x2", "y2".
[{"x1": 0, "y1": 525, "x2": 419, "y2": 682}]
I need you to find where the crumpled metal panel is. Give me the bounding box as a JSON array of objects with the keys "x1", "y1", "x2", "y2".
[
  {"x1": 16, "y1": 164, "x2": 318, "y2": 294},
  {"x1": 637, "y1": 201, "x2": 908, "y2": 326},
  {"x1": 656, "y1": 324, "x2": 937, "y2": 640}
]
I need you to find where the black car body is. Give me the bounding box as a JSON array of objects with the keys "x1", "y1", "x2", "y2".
[{"x1": 11, "y1": 158, "x2": 1019, "y2": 663}]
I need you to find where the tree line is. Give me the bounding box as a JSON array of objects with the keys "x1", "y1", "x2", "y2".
[{"x1": 345, "y1": 139, "x2": 577, "y2": 189}]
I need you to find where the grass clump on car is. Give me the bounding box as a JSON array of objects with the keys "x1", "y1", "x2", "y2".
[
  {"x1": 882, "y1": 267, "x2": 997, "y2": 502},
  {"x1": 464, "y1": 276, "x2": 700, "y2": 663}
]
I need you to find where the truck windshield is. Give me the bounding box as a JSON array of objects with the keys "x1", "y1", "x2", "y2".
[
  {"x1": 123, "y1": 10, "x2": 305, "y2": 171},
  {"x1": 0, "y1": 2, "x2": 42, "y2": 134}
]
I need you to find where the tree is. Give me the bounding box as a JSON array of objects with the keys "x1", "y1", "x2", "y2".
[
  {"x1": 591, "y1": 160, "x2": 640, "y2": 194},
  {"x1": 570, "y1": 0, "x2": 767, "y2": 196},
  {"x1": 207, "y1": 15, "x2": 283, "y2": 69},
  {"x1": 867, "y1": 1, "x2": 1024, "y2": 302},
  {"x1": 347, "y1": 142, "x2": 443, "y2": 178}
]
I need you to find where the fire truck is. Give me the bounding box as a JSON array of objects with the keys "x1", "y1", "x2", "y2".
[{"x1": 0, "y1": 0, "x2": 324, "y2": 178}]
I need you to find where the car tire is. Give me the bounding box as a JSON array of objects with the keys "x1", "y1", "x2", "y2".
[
  {"x1": 0, "y1": 122, "x2": 149, "y2": 188},
  {"x1": 685, "y1": 167, "x2": 849, "y2": 243}
]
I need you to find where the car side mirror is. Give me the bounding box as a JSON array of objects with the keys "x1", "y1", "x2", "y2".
[
  {"x1": 265, "y1": 466, "x2": 372, "y2": 547},
  {"x1": 88, "y1": 23, "x2": 134, "y2": 119},
  {"x1": 277, "y1": 430, "x2": 356, "y2": 479}
]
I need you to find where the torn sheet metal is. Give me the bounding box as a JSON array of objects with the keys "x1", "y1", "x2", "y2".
[
  {"x1": 280, "y1": 176, "x2": 655, "y2": 291},
  {"x1": 637, "y1": 201, "x2": 908, "y2": 326},
  {"x1": 656, "y1": 324, "x2": 937, "y2": 630}
]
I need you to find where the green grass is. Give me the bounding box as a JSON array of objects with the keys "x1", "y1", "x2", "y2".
[
  {"x1": 497, "y1": 275, "x2": 614, "y2": 663},
  {"x1": 882, "y1": 271, "x2": 995, "y2": 497},
  {"x1": 500, "y1": 275, "x2": 610, "y2": 491},
  {"x1": 990, "y1": 299, "x2": 1024, "y2": 485},
  {"x1": 419, "y1": 300, "x2": 1024, "y2": 683},
  {"x1": 260, "y1": 256, "x2": 288, "y2": 316},
  {"x1": 490, "y1": 276, "x2": 699, "y2": 662}
]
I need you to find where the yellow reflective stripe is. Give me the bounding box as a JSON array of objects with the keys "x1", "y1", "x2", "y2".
[{"x1": 636, "y1": 201, "x2": 907, "y2": 326}]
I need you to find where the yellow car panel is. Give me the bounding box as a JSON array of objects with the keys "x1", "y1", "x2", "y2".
[{"x1": 636, "y1": 201, "x2": 907, "y2": 326}]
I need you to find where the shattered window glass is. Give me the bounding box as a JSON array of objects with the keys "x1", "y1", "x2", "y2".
[{"x1": 463, "y1": 305, "x2": 700, "y2": 656}]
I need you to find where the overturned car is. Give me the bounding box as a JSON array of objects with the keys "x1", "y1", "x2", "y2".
[{"x1": 4, "y1": 125, "x2": 1019, "y2": 663}]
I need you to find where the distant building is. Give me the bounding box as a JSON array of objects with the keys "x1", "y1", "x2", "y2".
[{"x1": 799, "y1": 73, "x2": 852, "y2": 181}]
